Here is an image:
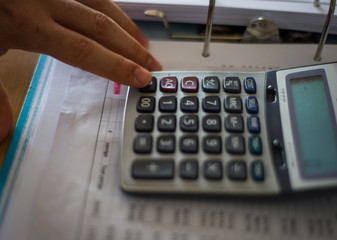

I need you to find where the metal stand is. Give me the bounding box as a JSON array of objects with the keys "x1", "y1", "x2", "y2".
[
  {"x1": 202, "y1": 0, "x2": 216, "y2": 57},
  {"x1": 314, "y1": 0, "x2": 336, "y2": 61}
]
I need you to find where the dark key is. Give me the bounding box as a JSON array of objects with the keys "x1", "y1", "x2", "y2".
[
  {"x1": 133, "y1": 135, "x2": 152, "y2": 153},
  {"x1": 180, "y1": 96, "x2": 199, "y2": 113},
  {"x1": 204, "y1": 160, "x2": 223, "y2": 180},
  {"x1": 249, "y1": 135, "x2": 262, "y2": 155},
  {"x1": 251, "y1": 160, "x2": 265, "y2": 181},
  {"x1": 159, "y1": 96, "x2": 177, "y2": 112},
  {"x1": 224, "y1": 96, "x2": 242, "y2": 113},
  {"x1": 202, "y1": 96, "x2": 220, "y2": 113},
  {"x1": 157, "y1": 135, "x2": 175, "y2": 153},
  {"x1": 223, "y1": 77, "x2": 241, "y2": 93},
  {"x1": 140, "y1": 77, "x2": 157, "y2": 93},
  {"x1": 180, "y1": 160, "x2": 198, "y2": 179},
  {"x1": 160, "y1": 76, "x2": 178, "y2": 92},
  {"x1": 132, "y1": 160, "x2": 174, "y2": 179},
  {"x1": 202, "y1": 76, "x2": 220, "y2": 93},
  {"x1": 180, "y1": 135, "x2": 198, "y2": 153},
  {"x1": 202, "y1": 115, "x2": 221, "y2": 132},
  {"x1": 181, "y1": 77, "x2": 198, "y2": 93},
  {"x1": 227, "y1": 160, "x2": 247, "y2": 181},
  {"x1": 203, "y1": 136, "x2": 222, "y2": 154},
  {"x1": 225, "y1": 135, "x2": 245, "y2": 154},
  {"x1": 180, "y1": 115, "x2": 199, "y2": 132},
  {"x1": 247, "y1": 115, "x2": 260, "y2": 133},
  {"x1": 135, "y1": 115, "x2": 154, "y2": 132},
  {"x1": 244, "y1": 77, "x2": 256, "y2": 94},
  {"x1": 137, "y1": 96, "x2": 155, "y2": 113},
  {"x1": 225, "y1": 115, "x2": 244, "y2": 133},
  {"x1": 158, "y1": 115, "x2": 176, "y2": 132},
  {"x1": 246, "y1": 96, "x2": 258, "y2": 114}
]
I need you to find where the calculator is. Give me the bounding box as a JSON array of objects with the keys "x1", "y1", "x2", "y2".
[{"x1": 120, "y1": 62, "x2": 337, "y2": 195}]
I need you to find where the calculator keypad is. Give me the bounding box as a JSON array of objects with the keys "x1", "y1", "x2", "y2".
[{"x1": 122, "y1": 71, "x2": 274, "y2": 194}]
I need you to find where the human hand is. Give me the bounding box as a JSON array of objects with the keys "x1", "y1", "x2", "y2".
[
  {"x1": 0, "y1": 81, "x2": 13, "y2": 142},
  {"x1": 0, "y1": 0, "x2": 162, "y2": 88}
]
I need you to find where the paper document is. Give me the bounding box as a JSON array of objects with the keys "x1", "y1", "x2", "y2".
[{"x1": 0, "y1": 41, "x2": 337, "y2": 240}]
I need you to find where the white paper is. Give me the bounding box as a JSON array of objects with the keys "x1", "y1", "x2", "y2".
[{"x1": 1, "y1": 41, "x2": 337, "y2": 240}]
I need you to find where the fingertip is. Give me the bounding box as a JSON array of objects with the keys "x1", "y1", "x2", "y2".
[
  {"x1": 134, "y1": 67, "x2": 152, "y2": 88},
  {"x1": 147, "y1": 58, "x2": 162, "y2": 72}
]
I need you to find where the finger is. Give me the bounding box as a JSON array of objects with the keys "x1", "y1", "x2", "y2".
[
  {"x1": 77, "y1": 0, "x2": 149, "y2": 48},
  {"x1": 0, "y1": 81, "x2": 13, "y2": 142},
  {"x1": 52, "y1": 0, "x2": 161, "y2": 71},
  {"x1": 39, "y1": 22, "x2": 152, "y2": 88}
]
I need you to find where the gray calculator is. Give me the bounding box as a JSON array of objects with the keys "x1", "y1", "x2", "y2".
[{"x1": 120, "y1": 62, "x2": 337, "y2": 195}]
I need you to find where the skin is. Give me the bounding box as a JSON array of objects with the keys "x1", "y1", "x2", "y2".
[{"x1": 0, "y1": 0, "x2": 162, "y2": 142}]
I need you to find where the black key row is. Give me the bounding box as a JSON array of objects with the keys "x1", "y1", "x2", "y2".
[
  {"x1": 132, "y1": 159, "x2": 264, "y2": 181},
  {"x1": 135, "y1": 114, "x2": 261, "y2": 134},
  {"x1": 137, "y1": 96, "x2": 258, "y2": 114},
  {"x1": 139, "y1": 76, "x2": 257, "y2": 94},
  {"x1": 133, "y1": 134, "x2": 262, "y2": 155}
]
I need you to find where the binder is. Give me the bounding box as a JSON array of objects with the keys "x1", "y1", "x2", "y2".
[{"x1": 116, "y1": 0, "x2": 337, "y2": 34}]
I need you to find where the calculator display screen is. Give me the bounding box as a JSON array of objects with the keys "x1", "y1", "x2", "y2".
[{"x1": 288, "y1": 72, "x2": 337, "y2": 179}]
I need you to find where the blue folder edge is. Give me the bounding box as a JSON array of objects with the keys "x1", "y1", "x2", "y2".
[{"x1": 0, "y1": 54, "x2": 53, "y2": 221}]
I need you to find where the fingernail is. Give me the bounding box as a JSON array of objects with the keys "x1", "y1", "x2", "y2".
[
  {"x1": 135, "y1": 67, "x2": 151, "y2": 86},
  {"x1": 137, "y1": 33, "x2": 149, "y2": 48},
  {"x1": 147, "y1": 58, "x2": 162, "y2": 71}
]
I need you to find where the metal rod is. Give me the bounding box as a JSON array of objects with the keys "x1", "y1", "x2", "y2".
[
  {"x1": 314, "y1": 0, "x2": 336, "y2": 61},
  {"x1": 202, "y1": 0, "x2": 216, "y2": 57}
]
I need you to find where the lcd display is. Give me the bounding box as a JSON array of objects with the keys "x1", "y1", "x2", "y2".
[{"x1": 288, "y1": 73, "x2": 337, "y2": 179}]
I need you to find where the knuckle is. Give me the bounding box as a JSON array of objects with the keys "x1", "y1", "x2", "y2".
[
  {"x1": 69, "y1": 36, "x2": 94, "y2": 64},
  {"x1": 91, "y1": 12, "x2": 111, "y2": 35}
]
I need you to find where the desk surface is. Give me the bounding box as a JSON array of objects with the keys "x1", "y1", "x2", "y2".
[{"x1": 0, "y1": 50, "x2": 39, "y2": 168}]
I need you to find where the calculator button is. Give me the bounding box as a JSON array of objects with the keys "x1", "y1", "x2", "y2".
[
  {"x1": 133, "y1": 135, "x2": 152, "y2": 153},
  {"x1": 202, "y1": 76, "x2": 220, "y2": 93},
  {"x1": 203, "y1": 136, "x2": 222, "y2": 154},
  {"x1": 180, "y1": 136, "x2": 199, "y2": 153},
  {"x1": 135, "y1": 115, "x2": 154, "y2": 132},
  {"x1": 225, "y1": 115, "x2": 244, "y2": 133},
  {"x1": 180, "y1": 96, "x2": 199, "y2": 113},
  {"x1": 180, "y1": 160, "x2": 198, "y2": 179},
  {"x1": 139, "y1": 77, "x2": 157, "y2": 93},
  {"x1": 137, "y1": 96, "x2": 155, "y2": 113},
  {"x1": 247, "y1": 115, "x2": 260, "y2": 133},
  {"x1": 202, "y1": 96, "x2": 221, "y2": 113},
  {"x1": 202, "y1": 115, "x2": 221, "y2": 132},
  {"x1": 180, "y1": 115, "x2": 199, "y2": 132},
  {"x1": 225, "y1": 135, "x2": 245, "y2": 154},
  {"x1": 157, "y1": 135, "x2": 175, "y2": 153},
  {"x1": 227, "y1": 160, "x2": 247, "y2": 181},
  {"x1": 223, "y1": 77, "x2": 241, "y2": 93},
  {"x1": 159, "y1": 96, "x2": 177, "y2": 112},
  {"x1": 132, "y1": 160, "x2": 174, "y2": 179},
  {"x1": 181, "y1": 77, "x2": 198, "y2": 93},
  {"x1": 224, "y1": 96, "x2": 242, "y2": 113},
  {"x1": 249, "y1": 135, "x2": 262, "y2": 155},
  {"x1": 160, "y1": 76, "x2": 178, "y2": 92},
  {"x1": 251, "y1": 160, "x2": 265, "y2": 181},
  {"x1": 246, "y1": 96, "x2": 258, "y2": 114},
  {"x1": 204, "y1": 160, "x2": 223, "y2": 180},
  {"x1": 158, "y1": 115, "x2": 176, "y2": 132},
  {"x1": 244, "y1": 77, "x2": 256, "y2": 94}
]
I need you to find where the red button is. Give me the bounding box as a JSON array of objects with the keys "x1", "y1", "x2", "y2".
[
  {"x1": 181, "y1": 77, "x2": 198, "y2": 92},
  {"x1": 160, "y1": 77, "x2": 178, "y2": 92}
]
